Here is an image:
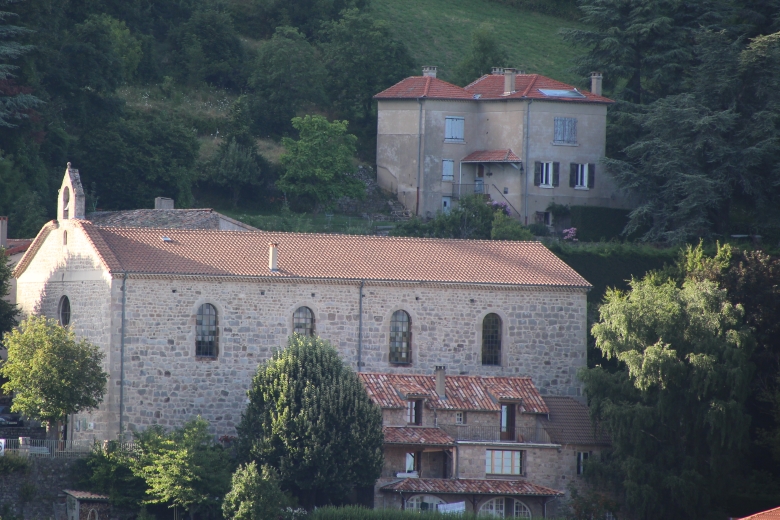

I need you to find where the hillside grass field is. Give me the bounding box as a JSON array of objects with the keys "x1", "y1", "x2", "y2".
[{"x1": 369, "y1": 0, "x2": 586, "y2": 85}]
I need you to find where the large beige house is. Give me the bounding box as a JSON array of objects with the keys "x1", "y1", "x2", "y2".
[
  {"x1": 12, "y1": 165, "x2": 591, "y2": 445},
  {"x1": 375, "y1": 67, "x2": 628, "y2": 225}
]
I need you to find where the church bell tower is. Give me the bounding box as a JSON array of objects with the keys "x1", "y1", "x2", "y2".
[{"x1": 57, "y1": 162, "x2": 86, "y2": 221}]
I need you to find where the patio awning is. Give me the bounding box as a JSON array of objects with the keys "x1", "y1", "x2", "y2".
[{"x1": 461, "y1": 149, "x2": 521, "y2": 163}]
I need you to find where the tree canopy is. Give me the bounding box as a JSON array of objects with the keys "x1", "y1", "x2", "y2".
[
  {"x1": 452, "y1": 23, "x2": 508, "y2": 86},
  {"x1": 222, "y1": 462, "x2": 291, "y2": 520},
  {"x1": 0, "y1": 247, "x2": 18, "y2": 336},
  {"x1": 0, "y1": 315, "x2": 108, "y2": 427},
  {"x1": 237, "y1": 335, "x2": 383, "y2": 508}
]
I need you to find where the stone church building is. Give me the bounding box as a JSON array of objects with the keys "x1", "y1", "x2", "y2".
[{"x1": 13, "y1": 165, "x2": 591, "y2": 444}]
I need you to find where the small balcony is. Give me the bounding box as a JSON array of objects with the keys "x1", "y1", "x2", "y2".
[
  {"x1": 451, "y1": 183, "x2": 488, "y2": 199},
  {"x1": 439, "y1": 425, "x2": 554, "y2": 444}
]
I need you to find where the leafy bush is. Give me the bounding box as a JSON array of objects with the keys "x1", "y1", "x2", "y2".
[
  {"x1": 391, "y1": 195, "x2": 495, "y2": 239},
  {"x1": 223, "y1": 462, "x2": 292, "y2": 520},
  {"x1": 75, "y1": 442, "x2": 148, "y2": 509},
  {"x1": 527, "y1": 223, "x2": 550, "y2": 236},
  {"x1": 0, "y1": 453, "x2": 29, "y2": 475},
  {"x1": 309, "y1": 507, "x2": 480, "y2": 519},
  {"x1": 491, "y1": 211, "x2": 535, "y2": 241},
  {"x1": 569, "y1": 206, "x2": 632, "y2": 242}
]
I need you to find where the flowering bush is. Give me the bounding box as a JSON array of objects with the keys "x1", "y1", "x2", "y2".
[
  {"x1": 563, "y1": 227, "x2": 578, "y2": 241},
  {"x1": 489, "y1": 200, "x2": 510, "y2": 216}
]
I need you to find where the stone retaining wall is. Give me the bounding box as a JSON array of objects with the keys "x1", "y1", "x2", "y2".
[{"x1": 0, "y1": 458, "x2": 80, "y2": 520}]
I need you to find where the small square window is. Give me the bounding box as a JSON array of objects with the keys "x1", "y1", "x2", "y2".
[
  {"x1": 554, "y1": 117, "x2": 577, "y2": 144},
  {"x1": 445, "y1": 117, "x2": 465, "y2": 142},
  {"x1": 442, "y1": 159, "x2": 454, "y2": 182},
  {"x1": 455, "y1": 411, "x2": 465, "y2": 425}
]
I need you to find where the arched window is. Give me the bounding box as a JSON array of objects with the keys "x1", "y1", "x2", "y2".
[
  {"x1": 407, "y1": 495, "x2": 445, "y2": 512},
  {"x1": 58, "y1": 296, "x2": 71, "y2": 326},
  {"x1": 389, "y1": 310, "x2": 411, "y2": 364},
  {"x1": 196, "y1": 303, "x2": 218, "y2": 358},
  {"x1": 62, "y1": 187, "x2": 70, "y2": 220},
  {"x1": 63, "y1": 231, "x2": 68, "y2": 246},
  {"x1": 293, "y1": 306, "x2": 315, "y2": 336},
  {"x1": 479, "y1": 497, "x2": 531, "y2": 518},
  {"x1": 482, "y1": 313, "x2": 502, "y2": 366}
]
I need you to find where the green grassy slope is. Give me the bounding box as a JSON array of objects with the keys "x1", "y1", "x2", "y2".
[{"x1": 369, "y1": 0, "x2": 585, "y2": 85}]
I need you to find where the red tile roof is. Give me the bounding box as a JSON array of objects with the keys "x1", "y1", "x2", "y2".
[
  {"x1": 63, "y1": 489, "x2": 110, "y2": 501},
  {"x1": 539, "y1": 396, "x2": 611, "y2": 446},
  {"x1": 3, "y1": 239, "x2": 33, "y2": 257},
  {"x1": 740, "y1": 507, "x2": 780, "y2": 520},
  {"x1": 359, "y1": 373, "x2": 549, "y2": 414},
  {"x1": 15, "y1": 222, "x2": 591, "y2": 289},
  {"x1": 374, "y1": 77, "x2": 475, "y2": 100},
  {"x1": 381, "y1": 478, "x2": 564, "y2": 497},
  {"x1": 384, "y1": 427, "x2": 455, "y2": 446},
  {"x1": 465, "y1": 74, "x2": 613, "y2": 103},
  {"x1": 462, "y1": 150, "x2": 521, "y2": 163}
]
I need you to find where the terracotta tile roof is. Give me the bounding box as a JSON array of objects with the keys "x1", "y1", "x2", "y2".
[
  {"x1": 3, "y1": 239, "x2": 33, "y2": 257},
  {"x1": 464, "y1": 74, "x2": 614, "y2": 103},
  {"x1": 14, "y1": 221, "x2": 590, "y2": 288},
  {"x1": 87, "y1": 209, "x2": 257, "y2": 231},
  {"x1": 63, "y1": 489, "x2": 110, "y2": 501},
  {"x1": 740, "y1": 507, "x2": 780, "y2": 520},
  {"x1": 359, "y1": 373, "x2": 549, "y2": 414},
  {"x1": 462, "y1": 150, "x2": 521, "y2": 163},
  {"x1": 384, "y1": 427, "x2": 455, "y2": 446},
  {"x1": 538, "y1": 396, "x2": 610, "y2": 446},
  {"x1": 381, "y1": 478, "x2": 564, "y2": 497},
  {"x1": 374, "y1": 77, "x2": 475, "y2": 100}
]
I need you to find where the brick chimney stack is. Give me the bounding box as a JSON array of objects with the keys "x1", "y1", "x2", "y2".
[
  {"x1": 268, "y1": 242, "x2": 279, "y2": 272},
  {"x1": 590, "y1": 72, "x2": 603, "y2": 96},
  {"x1": 422, "y1": 66, "x2": 437, "y2": 78},
  {"x1": 503, "y1": 68, "x2": 517, "y2": 95},
  {"x1": 435, "y1": 365, "x2": 446, "y2": 399}
]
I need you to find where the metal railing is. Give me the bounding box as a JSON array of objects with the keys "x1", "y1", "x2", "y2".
[
  {"x1": 440, "y1": 425, "x2": 554, "y2": 444},
  {"x1": 0, "y1": 437, "x2": 95, "y2": 458},
  {"x1": 452, "y1": 183, "x2": 487, "y2": 199}
]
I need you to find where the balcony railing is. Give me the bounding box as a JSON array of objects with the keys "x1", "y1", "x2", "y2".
[
  {"x1": 440, "y1": 425, "x2": 554, "y2": 444},
  {"x1": 452, "y1": 183, "x2": 487, "y2": 199}
]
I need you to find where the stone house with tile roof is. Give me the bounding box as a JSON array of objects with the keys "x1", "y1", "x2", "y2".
[
  {"x1": 361, "y1": 369, "x2": 610, "y2": 516},
  {"x1": 13, "y1": 166, "x2": 591, "y2": 456},
  {"x1": 375, "y1": 67, "x2": 630, "y2": 226}
]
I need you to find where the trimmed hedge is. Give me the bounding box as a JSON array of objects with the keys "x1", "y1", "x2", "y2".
[{"x1": 569, "y1": 206, "x2": 632, "y2": 242}]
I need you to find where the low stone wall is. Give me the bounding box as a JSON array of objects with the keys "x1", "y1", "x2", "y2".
[{"x1": 0, "y1": 458, "x2": 80, "y2": 520}]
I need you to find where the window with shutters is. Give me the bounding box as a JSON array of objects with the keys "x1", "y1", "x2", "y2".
[
  {"x1": 554, "y1": 117, "x2": 577, "y2": 144},
  {"x1": 534, "y1": 161, "x2": 559, "y2": 188},
  {"x1": 442, "y1": 159, "x2": 454, "y2": 181},
  {"x1": 444, "y1": 117, "x2": 465, "y2": 142},
  {"x1": 570, "y1": 163, "x2": 596, "y2": 189}
]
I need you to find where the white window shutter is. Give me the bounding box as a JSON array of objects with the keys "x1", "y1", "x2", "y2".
[
  {"x1": 445, "y1": 118, "x2": 453, "y2": 140},
  {"x1": 456, "y1": 118, "x2": 464, "y2": 140}
]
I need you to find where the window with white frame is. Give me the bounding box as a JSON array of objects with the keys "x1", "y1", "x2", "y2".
[
  {"x1": 455, "y1": 411, "x2": 466, "y2": 425},
  {"x1": 570, "y1": 163, "x2": 595, "y2": 189},
  {"x1": 534, "y1": 161, "x2": 558, "y2": 188},
  {"x1": 554, "y1": 117, "x2": 577, "y2": 144},
  {"x1": 486, "y1": 450, "x2": 523, "y2": 475},
  {"x1": 445, "y1": 117, "x2": 465, "y2": 142},
  {"x1": 479, "y1": 497, "x2": 532, "y2": 518},
  {"x1": 405, "y1": 451, "x2": 421, "y2": 472},
  {"x1": 577, "y1": 451, "x2": 590, "y2": 475},
  {"x1": 442, "y1": 159, "x2": 454, "y2": 181},
  {"x1": 407, "y1": 399, "x2": 423, "y2": 425}
]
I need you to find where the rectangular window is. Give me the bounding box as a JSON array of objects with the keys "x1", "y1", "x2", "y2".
[
  {"x1": 455, "y1": 411, "x2": 466, "y2": 425},
  {"x1": 570, "y1": 163, "x2": 596, "y2": 189},
  {"x1": 486, "y1": 450, "x2": 523, "y2": 475},
  {"x1": 535, "y1": 211, "x2": 550, "y2": 226},
  {"x1": 445, "y1": 117, "x2": 465, "y2": 142},
  {"x1": 407, "y1": 399, "x2": 423, "y2": 425},
  {"x1": 577, "y1": 451, "x2": 590, "y2": 475},
  {"x1": 554, "y1": 117, "x2": 577, "y2": 144},
  {"x1": 405, "y1": 451, "x2": 421, "y2": 472},
  {"x1": 442, "y1": 160, "x2": 454, "y2": 181},
  {"x1": 534, "y1": 161, "x2": 559, "y2": 188}
]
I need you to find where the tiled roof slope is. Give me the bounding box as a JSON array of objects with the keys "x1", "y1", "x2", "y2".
[
  {"x1": 539, "y1": 396, "x2": 610, "y2": 446},
  {"x1": 462, "y1": 150, "x2": 521, "y2": 163},
  {"x1": 3, "y1": 239, "x2": 33, "y2": 257},
  {"x1": 374, "y1": 77, "x2": 475, "y2": 100},
  {"x1": 381, "y1": 478, "x2": 564, "y2": 497},
  {"x1": 62, "y1": 222, "x2": 589, "y2": 287},
  {"x1": 383, "y1": 427, "x2": 454, "y2": 446},
  {"x1": 359, "y1": 373, "x2": 549, "y2": 414},
  {"x1": 740, "y1": 507, "x2": 780, "y2": 520},
  {"x1": 465, "y1": 74, "x2": 614, "y2": 103},
  {"x1": 87, "y1": 209, "x2": 257, "y2": 231},
  {"x1": 63, "y1": 490, "x2": 110, "y2": 501}
]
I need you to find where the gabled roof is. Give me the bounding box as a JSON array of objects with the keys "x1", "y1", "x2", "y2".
[
  {"x1": 86, "y1": 209, "x2": 257, "y2": 231},
  {"x1": 381, "y1": 478, "x2": 564, "y2": 497},
  {"x1": 15, "y1": 221, "x2": 591, "y2": 288},
  {"x1": 359, "y1": 373, "x2": 549, "y2": 414},
  {"x1": 539, "y1": 396, "x2": 610, "y2": 446},
  {"x1": 63, "y1": 490, "x2": 110, "y2": 502},
  {"x1": 384, "y1": 427, "x2": 455, "y2": 446},
  {"x1": 462, "y1": 150, "x2": 521, "y2": 163},
  {"x1": 374, "y1": 76, "x2": 476, "y2": 100},
  {"x1": 3, "y1": 239, "x2": 33, "y2": 257},
  {"x1": 740, "y1": 507, "x2": 780, "y2": 520},
  {"x1": 464, "y1": 73, "x2": 613, "y2": 103}
]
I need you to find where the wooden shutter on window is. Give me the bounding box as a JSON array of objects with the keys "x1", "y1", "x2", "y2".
[
  {"x1": 588, "y1": 163, "x2": 596, "y2": 188},
  {"x1": 569, "y1": 163, "x2": 577, "y2": 187},
  {"x1": 534, "y1": 162, "x2": 541, "y2": 186},
  {"x1": 552, "y1": 162, "x2": 560, "y2": 187},
  {"x1": 456, "y1": 118, "x2": 464, "y2": 140},
  {"x1": 445, "y1": 118, "x2": 453, "y2": 140}
]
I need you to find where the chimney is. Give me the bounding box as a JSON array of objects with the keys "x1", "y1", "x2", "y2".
[
  {"x1": 0, "y1": 216, "x2": 7, "y2": 248},
  {"x1": 491, "y1": 67, "x2": 504, "y2": 75},
  {"x1": 422, "y1": 66, "x2": 437, "y2": 78},
  {"x1": 435, "y1": 365, "x2": 446, "y2": 399},
  {"x1": 503, "y1": 68, "x2": 517, "y2": 95},
  {"x1": 590, "y1": 72, "x2": 603, "y2": 96},
  {"x1": 268, "y1": 242, "x2": 279, "y2": 272},
  {"x1": 155, "y1": 197, "x2": 174, "y2": 210}
]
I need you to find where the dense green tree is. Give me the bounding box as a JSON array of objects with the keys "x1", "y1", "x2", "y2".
[
  {"x1": 277, "y1": 115, "x2": 363, "y2": 210},
  {"x1": 0, "y1": 241, "x2": 18, "y2": 337},
  {"x1": 0, "y1": 316, "x2": 108, "y2": 430},
  {"x1": 584, "y1": 269, "x2": 754, "y2": 519},
  {"x1": 209, "y1": 138, "x2": 264, "y2": 207},
  {"x1": 452, "y1": 23, "x2": 508, "y2": 86},
  {"x1": 247, "y1": 27, "x2": 325, "y2": 137},
  {"x1": 391, "y1": 195, "x2": 497, "y2": 239},
  {"x1": 237, "y1": 335, "x2": 383, "y2": 508},
  {"x1": 0, "y1": 0, "x2": 41, "y2": 128},
  {"x1": 223, "y1": 462, "x2": 291, "y2": 520},
  {"x1": 76, "y1": 112, "x2": 200, "y2": 210},
  {"x1": 77, "y1": 441, "x2": 149, "y2": 509},
  {"x1": 135, "y1": 417, "x2": 232, "y2": 520},
  {"x1": 226, "y1": 0, "x2": 368, "y2": 39},
  {"x1": 491, "y1": 211, "x2": 535, "y2": 241}
]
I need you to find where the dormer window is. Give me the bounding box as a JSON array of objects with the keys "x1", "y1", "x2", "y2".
[{"x1": 407, "y1": 399, "x2": 423, "y2": 425}]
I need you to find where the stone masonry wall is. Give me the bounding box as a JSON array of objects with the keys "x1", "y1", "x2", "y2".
[
  {"x1": 0, "y1": 458, "x2": 80, "y2": 520},
  {"x1": 70, "y1": 276, "x2": 586, "y2": 440}
]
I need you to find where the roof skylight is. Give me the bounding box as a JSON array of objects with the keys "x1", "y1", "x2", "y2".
[{"x1": 538, "y1": 89, "x2": 586, "y2": 98}]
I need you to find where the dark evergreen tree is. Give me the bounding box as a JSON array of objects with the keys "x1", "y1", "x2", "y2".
[
  {"x1": 237, "y1": 335, "x2": 383, "y2": 508},
  {"x1": 0, "y1": 242, "x2": 19, "y2": 337},
  {"x1": 0, "y1": 0, "x2": 41, "y2": 128},
  {"x1": 452, "y1": 23, "x2": 509, "y2": 86}
]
